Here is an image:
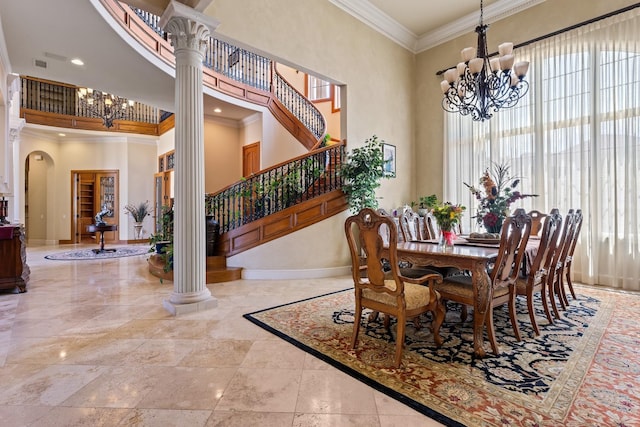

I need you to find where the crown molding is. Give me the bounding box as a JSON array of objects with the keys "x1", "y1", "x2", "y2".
[
  {"x1": 328, "y1": 0, "x2": 417, "y2": 52},
  {"x1": 330, "y1": 0, "x2": 546, "y2": 54},
  {"x1": 416, "y1": 0, "x2": 546, "y2": 53}
]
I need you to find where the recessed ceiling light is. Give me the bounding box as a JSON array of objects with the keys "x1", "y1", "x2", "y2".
[
  {"x1": 58, "y1": 133, "x2": 66, "y2": 137},
  {"x1": 71, "y1": 58, "x2": 84, "y2": 66},
  {"x1": 213, "y1": 108, "x2": 222, "y2": 113}
]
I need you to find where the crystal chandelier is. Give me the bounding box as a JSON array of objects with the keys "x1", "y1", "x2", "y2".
[
  {"x1": 440, "y1": 0, "x2": 530, "y2": 121},
  {"x1": 77, "y1": 87, "x2": 135, "y2": 128}
]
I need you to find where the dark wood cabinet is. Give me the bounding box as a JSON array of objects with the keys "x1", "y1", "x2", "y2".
[{"x1": 0, "y1": 225, "x2": 29, "y2": 293}]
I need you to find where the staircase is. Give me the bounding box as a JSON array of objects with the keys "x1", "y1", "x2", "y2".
[{"x1": 148, "y1": 254, "x2": 242, "y2": 283}]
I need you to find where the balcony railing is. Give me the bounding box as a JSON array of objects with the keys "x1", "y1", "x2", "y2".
[
  {"x1": 20, "y1": 76, "x2": 162, "y2": 125},
  {"x1": 129, "y1": 5, "x2": 325, "y2": 141},
  {"x1": 205, "y1": 143, "x2": 344, "y2": 234}
]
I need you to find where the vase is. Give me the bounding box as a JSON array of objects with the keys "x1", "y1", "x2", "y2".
[
  {"x1": 205, "y1": 215, "x2": 220, "y2": 257},
  {"x1": 438, "y1": 229, "x2": 455, "y2": 250},
  {"x1": 133, "y1": 222, "x2": 143, "y2": 240},
  {"x1": 484, "y1": 217, "x2": 504, "y2": 234}
]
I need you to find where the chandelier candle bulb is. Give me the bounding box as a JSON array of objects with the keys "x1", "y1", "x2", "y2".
[
  {"x1": 498, "y1": 42, "x2": 514, "y2": 56},
  {"x1": 444, "y1": 68, "x2": 458, "y2": 83},
  {"x1": 469, "y1": 58, "x2": 484, "y2": 74},
  {"x1": 499, "y1": 54, "x2": 515, "y2": 71},
  {"x1": 461, "y1": 47, "x2": 476, "y2": 61},
  {"x1": 457, "y1": 62, "x2": 467, "y2": 76},
  {"x1": 490, "y1": 57, "x2": 501, "y2": 72},
  {"x1": 441, "y1": 80, "x2": 451, "y2": 94},
  {"x1": 510, "y1": 73, "x2": 520, "y2": 87},
  {"x1": 514, "y1": 61, "x2": 530, "y2": 77}
]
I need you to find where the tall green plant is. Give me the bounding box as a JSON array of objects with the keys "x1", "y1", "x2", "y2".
[{"x1": 340, "y1": 135, "x2": 387, "y2": 213}]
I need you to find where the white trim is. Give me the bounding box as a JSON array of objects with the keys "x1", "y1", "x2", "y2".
[
  {"x1": 331, "y1": 0, "x2": 546, "y2": 53},
  {"x1": 328, "y1": 0, "x2": 417, "y2": 52},
  {"x1": 241, "y1": 266, "x2": 351, "y2": 280},
  {"x1": 204, "y1": 114, "x2": 241, "y2": 128},
  {"x1": 417, "y1": 0, "x2": 546, "y2": 52}
]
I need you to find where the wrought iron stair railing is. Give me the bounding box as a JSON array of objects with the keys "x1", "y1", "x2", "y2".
[{"x1": 205, "y1": 142, "x2": 345, "y2": 234}]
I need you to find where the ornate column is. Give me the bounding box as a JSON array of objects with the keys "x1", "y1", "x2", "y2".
[{"x1": 160, "y1": 1, "x2": 220, "y2": 315}]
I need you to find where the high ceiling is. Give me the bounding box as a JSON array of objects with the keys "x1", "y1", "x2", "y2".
[{"x1": 0, "y1": 0, "x2": 542, "y2": 135}]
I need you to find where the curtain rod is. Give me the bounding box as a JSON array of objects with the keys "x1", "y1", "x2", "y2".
[{"x1": 435, "y1": 2, "x2": 640, "y2": 76}]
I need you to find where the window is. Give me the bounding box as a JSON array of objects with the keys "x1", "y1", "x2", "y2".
[
  {"x1": 332, "y1": 85, "x2": 341, "y2": 112},
  {"x1": 306, "y1": 75, "x2": 331, "y2": 102},
  {"x1": 443, "y1": 8, "x2": 640, "y2": 290}
]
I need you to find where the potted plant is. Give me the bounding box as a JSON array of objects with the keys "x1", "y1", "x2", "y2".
[
  {"x1": 124, "y1": 200, "x2": 150, "y2": 239},
  {"x1": 149, "y1": 205, "x2": 173, "y2": 257},
  {"x1": 417, "y1": 195, "x2": 437, "y2": 217},
  {"x1": 339, "y1": 135, "x2": 388, "y2": 213}
]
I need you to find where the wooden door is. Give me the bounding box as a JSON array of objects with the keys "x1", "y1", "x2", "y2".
[
  {"x1": 153, "y1": 172, "x2": 172, "y2": 233},
  {"x1": 71, "y1": 170, "x2": 119, "y2": 243},
  {"x1": 74, "y1": 172, "x2": 96, "y2": 243},
  {"x1": 95, "y1": 172, "x2": 119, "y2": 242},
  {"x1": 243, "y1": 142, "x2": 260, "y2": 177}
]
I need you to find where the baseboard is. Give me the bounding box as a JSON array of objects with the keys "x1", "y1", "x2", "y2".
[{"x1": 241, "y1": 266, "x2": 351, "y2": 280}]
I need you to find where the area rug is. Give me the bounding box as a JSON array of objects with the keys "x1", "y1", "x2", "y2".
[
  {"x1": 244, "y1": 286, "x2": 640, "y2": 426},
  {"x1": 44, "y1": 246, "x2": 149, "y2": 261}
]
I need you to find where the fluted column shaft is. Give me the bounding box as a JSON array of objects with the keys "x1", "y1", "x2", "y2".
[{"x1": 161, "y1": 4, "x2": 219, "y2": 314}]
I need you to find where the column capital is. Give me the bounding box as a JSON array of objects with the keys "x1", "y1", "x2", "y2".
[{"x1": 160, "y1": 0, "x2": 219, "y2": 53}]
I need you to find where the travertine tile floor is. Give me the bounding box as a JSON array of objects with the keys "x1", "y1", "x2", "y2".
[{"x1": 0, "y1": 244, "x2": 444, "y2": 427}]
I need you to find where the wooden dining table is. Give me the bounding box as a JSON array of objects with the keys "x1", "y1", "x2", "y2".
[{"x1": 386, "y1": 238, "x2": 539, "y2": 358}]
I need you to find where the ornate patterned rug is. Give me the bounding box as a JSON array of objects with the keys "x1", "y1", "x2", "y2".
[
  {"x1": 244, "y1": 286, "x2": 640, "y2": 426},
  {"x1": 44, "y1": 246, "x2": 149, "y2": 261}
]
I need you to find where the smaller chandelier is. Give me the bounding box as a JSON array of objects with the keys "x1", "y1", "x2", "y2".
[
  {"x1": 77, "y1": 88, "x2": 135, "y2": 128},
  {"x1": 440, "y1": 0, "x2": 529, "y2": 121}
]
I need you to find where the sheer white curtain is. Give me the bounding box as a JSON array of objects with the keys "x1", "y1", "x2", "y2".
[{"x1": 444, "y1": 8, "x2": 640, "y2": 291}]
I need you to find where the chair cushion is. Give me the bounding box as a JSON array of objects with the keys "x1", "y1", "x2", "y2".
[
  {"x1": 363, "y1": 280, "x2": 431, "y2": 309},
  {"x1": 435, "y1": 275, "x2": 510, "y2": 299}
]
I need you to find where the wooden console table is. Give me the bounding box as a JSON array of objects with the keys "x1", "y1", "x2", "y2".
[
  {"x1": 87, "y1": 224, "x2": 118, "y2": 253},
  {"x1": 0, "y1": 225, "x2": 29, "y2": 293}
]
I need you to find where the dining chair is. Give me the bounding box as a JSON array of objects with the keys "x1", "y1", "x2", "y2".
[
  {"x1": 546, "y1": 209, "x2": 577, "y2": 319},
  {"x1": 400, "y1": 209, "x2": 461, "y2": 278},
  {"x1": 560, "y1": 208, "x2": 583, "y2": 304},
  {"x1": 423, "y1": 213, "x2": 437, "y2": 239},
  {"x1": 399, "y1": 209, "x2": 422, "y2": 242},
  {"x1": 345, "y1": 208, "x2": 445, "y2": 368},
  {"x1": 433, "y1": 208, "x2": 531, "y2": 353},
  {"x1": 513, "y1": 208, "x2": 562, "y2": 335},
  {"x1": 528, "y1": 210, "x2": 547, "y2": 237}
]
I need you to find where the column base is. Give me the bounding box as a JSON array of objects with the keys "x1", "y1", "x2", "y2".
[{"x1": 163, "y1": 296, "x2": 218, "y2": 316}]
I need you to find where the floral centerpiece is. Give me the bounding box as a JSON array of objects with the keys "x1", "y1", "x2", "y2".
[
  {"x1": 423, "y1": 195, "x2": 465, "y2": 247},
  {"x1": 464, "y1": 163, "x2": 537, "y2": 233}
]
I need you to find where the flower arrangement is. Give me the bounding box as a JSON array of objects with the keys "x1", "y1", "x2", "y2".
[
  {"x1": 422, "y1": 195, "x2": 465, "y2": 232},
  {"x1": 464, "y1": 162, "x2": 537, "y2": 233},
  {"x1": 124, "y1": 200, "x2": 151, "y2": 223}
]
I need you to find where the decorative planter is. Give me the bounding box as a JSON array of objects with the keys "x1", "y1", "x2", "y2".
[
  {"x1": 155, "y1": 241, "x2": 170, "y2": 254},
  {"x1": 133, "y1": 222, "x2": 143, "y2": 240}
]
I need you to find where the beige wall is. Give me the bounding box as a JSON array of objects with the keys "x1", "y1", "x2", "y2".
[
  {"x1": 207, "y1": 0, "x2": 416, "y2": 211},
  {"x1": 208, "y1": 0, "x2": 416, "y2": 271},
  {"x1": 415, "y1": 0, "x2": 639, "y2": 201},
  {"x1": 203, "y1": 117, "x2": 242, "y2": 192},
  {"x1": 123, "y1": 140, "x2": 157, "y2": 239},
  {"x1": 19, "y1": 130, "x2": 158, "y2": 242},
  {"x1": 25, "y1": 152, "x2": 48, "y2": 243}
]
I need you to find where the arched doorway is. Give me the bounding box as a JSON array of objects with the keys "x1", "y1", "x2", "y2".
[{"x1": 25, "y1": 151, "x2": 53, "y2": 245}]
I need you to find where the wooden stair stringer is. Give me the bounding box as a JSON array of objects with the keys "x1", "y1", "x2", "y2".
[{"x1": 216, "y1": 189, "x2": 348, "y2": 258}]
